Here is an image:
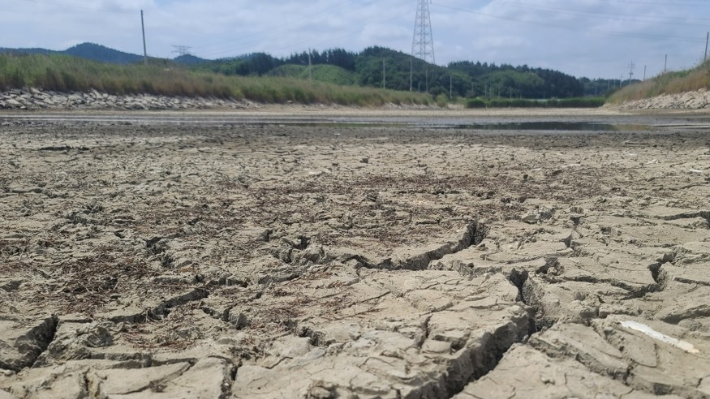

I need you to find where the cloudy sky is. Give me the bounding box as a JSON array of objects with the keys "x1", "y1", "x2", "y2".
[{"x1": 3, "y1": 0, "x2": 709, "y2": 78}]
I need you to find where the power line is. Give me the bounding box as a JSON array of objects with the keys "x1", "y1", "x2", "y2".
[
  {"x1": 593, "y1": 0, "x2": 710, "y2": 7},
  {"x1": 23, "y1": 0, "x2": 136, "y2": 15},
  {"x1": 489, "y1": 1, "x2": 709, "y2": 26},
  {"x1": 197, "y1": 0, "x2": 412, "y2": 59},
  {"x1": 278, "y1": 2, "x2": 412, "y2": 53},
  {"x1": 193, "y1": 1, "x2": 351, "y2": 56},
  {"x1": 200, "y1": 10, "x2": 415, "y2": 59},
  {"x1": 149, "y1": 9, "x2": 213, "y2": 36},
  {"x1": 20, "y1": 0, "x2": 375, "y2": 59},
  {"x1": 433, "y1": 3, "x2": 705, "y2": 43}
]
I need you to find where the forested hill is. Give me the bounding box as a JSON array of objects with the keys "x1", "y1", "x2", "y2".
[
  {"x1": 0, "y1": 43, "x2": 209, "y2": 66},
  {"x1": 194, "y1": 46, "x2": 593, "y2": 99},
  {"x1": 63, "y1": 43, "x2": 143, "y2": 65},
  {"x1": 1, "y1": 43, "x2": 610, "y2": 99}
]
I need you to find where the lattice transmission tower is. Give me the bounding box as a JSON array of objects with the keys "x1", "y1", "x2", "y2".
[
  {"x1": 172, "y1": 45, "x2": 192, "y2": 57},
  {"x1": 412, "y1": 0, "x2": 435, "y2": 64}
]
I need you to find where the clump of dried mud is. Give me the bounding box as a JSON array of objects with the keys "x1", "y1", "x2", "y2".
[{"x1": 1, "y1": 117, "x2": 709, "y2": 399}]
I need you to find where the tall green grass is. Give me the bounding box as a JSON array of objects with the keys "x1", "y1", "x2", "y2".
[
  {"x1": 609, "y1": 61, "x2": 710, "y2": 104},
  {"x1": 0, "y1": 53, "x2": 432, "y2": 106}
]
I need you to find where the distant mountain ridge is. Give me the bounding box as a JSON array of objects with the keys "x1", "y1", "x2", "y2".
[
  {"x1": 64, "y1": 43, "x2": 143, "y2": 65},
  {"x1": 0, "y1": 42, "x2": 208, "y2": 65},
  {"x1": 0, "y1": 47, "x2": 56, "y2": 56}
]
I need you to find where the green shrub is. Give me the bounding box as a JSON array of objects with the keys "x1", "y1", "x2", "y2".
[
  {"x1": 465, "y1": 98, "x2": 486, "y2": 108},
  {"x1": 61, "y1": 71, "x2": 80, "y2": 91},
  {"x1": 435, "y1": 94, "x2": 448, "y2": 107},
  {"x1": 555, "y1": 97, "x2": 605, "y2": 107},
  {"x1": 43, "y1": 68, "x2": 65, "y2": 91},
  {"x1": 10, "y1": 69, "x2": 25, "y2": 88},
  {"x1": 465, "y1": 97, "x2": 605, "y2": 109}
]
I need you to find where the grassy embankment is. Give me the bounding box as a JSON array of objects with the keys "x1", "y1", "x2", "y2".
[
  {"x1": 0, "y1": 53, "x2": 432, "y2": 106},
  {"x1": 608, "y1": 61, "x2": 710, "y2": 104},
  {"x1": 465, "y1": 97, "x2": 606, "y2": 109}
]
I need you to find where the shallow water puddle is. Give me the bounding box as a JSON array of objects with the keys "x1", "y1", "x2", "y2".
[{"x1": 438, "y1": 122, "x2": 652, "y2": 131}]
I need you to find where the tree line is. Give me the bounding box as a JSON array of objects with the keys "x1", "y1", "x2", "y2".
[{"x1": 193, "y1": 46, "x2": 602, "y2": 99}]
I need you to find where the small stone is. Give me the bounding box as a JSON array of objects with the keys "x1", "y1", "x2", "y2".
[
  {"x1": 5, "y1": 99, "x2": 21, "y2": 108},
  {"x1": 308, "y1": 387, "x2": 333, "y2": 399},
  {"x1": 522, "y1": 212, "x2": 540, "y2": 224}
]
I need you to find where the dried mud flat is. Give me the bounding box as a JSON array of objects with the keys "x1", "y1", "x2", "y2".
[{"x1": 0, "y1": 112, "x2": 710, "y2": 399}]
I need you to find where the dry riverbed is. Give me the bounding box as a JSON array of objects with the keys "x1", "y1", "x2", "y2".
[{"x1": 0, "y1": 111, "x2": 709, "y2": 398}]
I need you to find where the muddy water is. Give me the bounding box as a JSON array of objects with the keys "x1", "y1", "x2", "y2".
[{"x1": 0, "y1": 110, "x2": 705, "y2": 130}]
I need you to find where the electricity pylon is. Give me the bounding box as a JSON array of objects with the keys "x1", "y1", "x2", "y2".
[
  {"x1": 172, "y1": 45, "x2": 192, "y2": 57},
  {"x1": 412, "y1": 0, "x2": 435, "y2": 64}
]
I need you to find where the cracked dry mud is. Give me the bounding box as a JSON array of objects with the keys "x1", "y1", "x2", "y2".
[{"x1": 1, "y1": 116, "x2": 710, "y2": 399}]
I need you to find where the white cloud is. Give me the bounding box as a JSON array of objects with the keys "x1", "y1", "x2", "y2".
[{"x1": 1, "y1": 0, "x2": 707, "y2": 77}]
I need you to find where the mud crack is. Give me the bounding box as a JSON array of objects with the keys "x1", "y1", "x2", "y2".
[{"x1": 365, "y1": 220, "x2": 487, "y2": 271}]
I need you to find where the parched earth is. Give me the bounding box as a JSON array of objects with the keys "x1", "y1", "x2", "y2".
[{"x1": 0, "y1": 114, "x2": 709, "y2": 399}]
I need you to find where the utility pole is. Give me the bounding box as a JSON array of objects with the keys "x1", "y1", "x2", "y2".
[
  {"x1": 409, "y1": 57, "x2": 413, "y2": 91},
  {"x1": 643, "y1": 65, "x2": 647, "y2": 81},
  {"x1": 308, "y1": 49, "x2": 312, "y2": 83},
  {"x1": 425, "y1": 69, "x2": 428, "y2": 93},
  {"x1": 141, "y1": 10, "x2": 147, "y2": 65},
  {"x1": 705, "y1": 32, "x2": 709, "y2": 62},
  {"x1": 664, "y1": 54, "x2": 667, "y2": 75},
  {"x1": 449, "y1": 75, "x2": 452, "y2": 98},
  {"x1": 628, "y1": 61, "x2": 635, "y2": 83},
  {"x1": 383, "y1": 59, "x2": 386, "y2": 90}
]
